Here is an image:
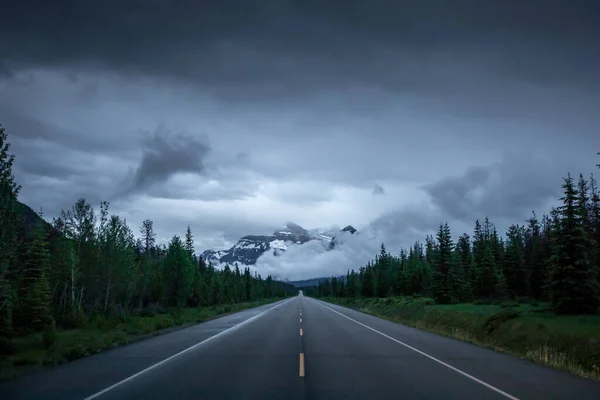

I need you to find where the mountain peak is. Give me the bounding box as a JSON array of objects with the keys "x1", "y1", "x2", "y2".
[
  {"x1": 202, "y1": 221, "x2": 326, "y2": 266},
  {"x1": 282, "y1": 221, "x2": 307, "y2": 233},
  {"x1": 342, "y1": 225, "x2": 357, "y2": 234}
]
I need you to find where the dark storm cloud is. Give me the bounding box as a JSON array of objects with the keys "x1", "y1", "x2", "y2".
[
  {"x1": 423, "y1": 151, "x2": 565, "y2": 223},
  {"x1": 118, "y1": 126, "x2": 211, "y2": 196},
  {"x1": 1, "y1": 0, "x2": 598, "y2": 97},
  {"x1": 372, "y1": 184, "x2": 385, "y2": 195}
]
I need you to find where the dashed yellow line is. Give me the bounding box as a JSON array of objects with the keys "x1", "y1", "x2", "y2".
[{"x1": 299, "y1": 353, "x2": 305, "y2": 377}]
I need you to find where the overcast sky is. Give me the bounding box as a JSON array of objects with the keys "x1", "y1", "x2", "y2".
[{"x1": 1, "y1": 1, "x2": 599, "y2": 280}]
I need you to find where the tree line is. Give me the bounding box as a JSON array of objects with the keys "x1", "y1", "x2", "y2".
[
  {"x1": 310, "y1": 162, "x2": 600, "y2": 315},
  {"x1": 0, "y1": 125, "x2": 294, "y2": 337}
]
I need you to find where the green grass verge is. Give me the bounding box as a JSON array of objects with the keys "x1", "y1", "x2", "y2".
[
  {"x1": 0, "y1": 298, "x2": 285, "y2": 382},
  {"x1": 318, "y1": 296, "x2": 600, "y2": 381}
]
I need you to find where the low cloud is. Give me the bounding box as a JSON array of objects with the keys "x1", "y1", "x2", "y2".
[
  {"x1": 423, "y1": 150, "x2": 564, "y2": 223},
  {"x1": 255, "y1": 201, "x2": 443, "y2": 281},
  {"x1": 372, "y1": 183, "x2": 386, "y2": 195},
  {"x1": 118, "y1": 126, "x2": 211, "y2": 196}
]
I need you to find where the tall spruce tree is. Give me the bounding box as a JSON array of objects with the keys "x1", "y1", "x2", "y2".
[
  {"x1": 432, "y1": 223, "x2": 454, "y2": 304},
  {"x1": 163, "y1": 236, "x2": 195, "y2": 307},
  {"x1": 551, "y1": 173, "x2": 599, "y2": 314},
  {"x1": 525, "y1": 212, "x2": 546, "y2": 299},
  {"x1": 504, "y1": 224, "x2": 527, "y2": 297}
]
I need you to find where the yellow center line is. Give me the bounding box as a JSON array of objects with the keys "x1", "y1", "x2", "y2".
[
  {"x1": 299, "y1": 353, "x2": 305, "y2": 377},
  {"x1": 300, "y1": 328, "x2": 303, "y2": 336}
]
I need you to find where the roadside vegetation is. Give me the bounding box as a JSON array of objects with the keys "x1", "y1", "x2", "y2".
[
  {"x1": 306, "y1": 152, "x2": 600, "y2": 380},
  {"x1": 0, "y1": 125, "x2": 294, "y2": 381},
  {"x1": 0, "y1": 298, "x2": 281, "y2": 381},
  {"x1": 319, "y1": 296, "x2": 600, "y2": 380}
]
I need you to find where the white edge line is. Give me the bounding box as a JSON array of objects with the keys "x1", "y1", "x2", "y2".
[
  {"x1": 313, "y1": 299, "x2": 520, "y2": 400},
  {"x1": 84, "y1": 298, "x2": 294, "y2": 400}
]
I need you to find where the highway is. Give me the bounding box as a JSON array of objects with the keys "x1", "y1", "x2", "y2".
[{"x1": 1, "y1": 293, "x2": 600, "y2": 399}]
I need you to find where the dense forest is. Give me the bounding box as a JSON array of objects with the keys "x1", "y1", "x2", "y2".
[
  {"x1": 309, "y1": 161, "x2": 600, "y2": 316},
  {"x1": 0, "y1": 125, "x2": 294, "y2": 340}
]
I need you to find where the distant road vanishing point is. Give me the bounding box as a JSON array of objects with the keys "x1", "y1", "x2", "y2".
[{"x1": 1, "y1": 292, "x2": 599, "y2": 400}]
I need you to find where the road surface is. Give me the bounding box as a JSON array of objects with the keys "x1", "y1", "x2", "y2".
[{"x1": 1, "y1": 293, "x2": 599, "y2": 399}]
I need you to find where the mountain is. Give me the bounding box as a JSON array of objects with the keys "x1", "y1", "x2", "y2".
[
  {"x1": 201, "y1": 222, "x2": 321, "y2": 266},
  {"x1": 201, "y1": 223, "x2": 358, "y2": 267},
  {"x1": 308, "y1": 226, "x2": 339, "y2": 242},
  {"x1": 287, "y1": 274, "x2": 347, "y2": 288},
  {"x1": 16, "y1": 201, "x2": 53, "y2": 233}
]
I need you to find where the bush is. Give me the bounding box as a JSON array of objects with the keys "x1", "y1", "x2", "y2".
[
  {"x1": 12, "y1": 356, "x2": 37, "y2": 366},
  {"x1": 483, "y1": 309, "x2": 520, "y2": 334},
  {"x1": 140, "y1": 303, "x2": 165, "y2": 318},
  {"x1": 64, "y1": 345, "x2": 86, "y2": 361},
  {"x1": 41, "y1": 322, "x2": 57, "y2": 349},
  {"x1": 0, "y1": 336, "x2": 16, "y2": 355},
  {"x1": 59, "y1": 311, "x2": 87, "y2": 329},
  {"x1": 88, "y1": 315, "x2": 116, "y2": 330}
]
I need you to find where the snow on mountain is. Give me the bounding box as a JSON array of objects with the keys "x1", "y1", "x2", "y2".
[{"x1": 201, "y1": 222, "x2": 333, "y2": 266}]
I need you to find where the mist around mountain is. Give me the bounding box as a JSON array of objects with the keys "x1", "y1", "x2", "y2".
[{"x1": 200, "y1": 222, "x2": 353, "y2": 268}]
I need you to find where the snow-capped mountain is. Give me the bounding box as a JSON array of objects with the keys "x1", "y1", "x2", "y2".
[
  {"x1": 201, "y1": 223, "x2": 358, "y2": 266},
  {"x1": 201, "y1": 222, "x2": 327, "y2": 266},
  {"x1": 308, "y1": 226, "x2": 339, "y2": 242}
]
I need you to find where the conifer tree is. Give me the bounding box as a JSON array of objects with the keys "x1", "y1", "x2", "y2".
[
  {"x1": 476, "y1": 244, "x2": 497, "y2": 299},
  {"x1": 0, "y1": 125, "x2": 21, "y2": 334},
  {"x1": 456, "y1": 233, "x2": 474, "y2": 284},
  {"x1": 184, "y1": 226, "x2": 194, "y2": 260},
  {"x1": 551, "y1": 174, "x2": 599, "y2": 314},
  {"x1": 432, "y1": 223, "x2": 454, "y2": 304},
  {"x1": 18, "y1": 216, "x2": 52, "y2": 331},
  {"x1": 504, "y1": 224, "x2": 527, "y2": 297},
  {"x1": 163, "y1": 236, "x2": 195, "y2": 307},
  {"x1": 589, "y1": 174, "x2": 600, "y2": 283}
]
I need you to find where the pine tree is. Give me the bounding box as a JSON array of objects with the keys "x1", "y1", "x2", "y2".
[
  {"x1": 551, "y1": 174, "x2": 599, "y2": 314},
  {"x1": 524, "y1": 212, "x2": 546, "y2": 299},
  {"x1": 504, "y1": 224, "x2": 527, "y2": 297},
  {"x1": 432, "y1": 223, "x2": 454, "y2": 304},
  {"x1": 589, "y1": 174, "x2": 600, "y2": 286},
  {"x1": 18, "y1": 216, "x2": 52, "y2": 331},
  {"x1": 163, "y1": 236, "x2": 195, "y2": 307},
  {"x1": 472, "y1": 220, "x2": 485, "y2": 271},
  {"x1": 0, "y1": 125, "x2": 21, "y2": 335},
  {"x1": 448, "y1": 250, "x2": 469, "y2": 302},
  {"x1": 476, "y1": 244, "x2": 497, "y2": 299},
  {"x1": 456, "y1": 233, "x2": 474, "y2": 284},
  {"x1": 362, "y1": 266, "x2": 374, "y2": 297},
  {"x1": 184, "y1": 226, "x2": 194, "y2": 260}
]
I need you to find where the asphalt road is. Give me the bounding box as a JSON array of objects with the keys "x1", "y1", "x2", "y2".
[{"x1": 2, "y1": 294, "x2": 600, "y2": 399}]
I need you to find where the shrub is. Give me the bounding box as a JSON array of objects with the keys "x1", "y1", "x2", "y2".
[
  {"x1": 12, "y1": 356, "x2": 37, "y2": 366},
  {"x1": 483, "y1": 310, "x2": 520, "y2": 334},
  {"x1": 0, "y1": 336, "x2": 16, "y2": 355},
  {"x1": 41, "y1": 322, "x2": 57, "y2": 349},
  {"x1": 64, "y1": 345, "x2": 86, "y2": 361},
  {"x1": 59, "y1": 311, "x2": 87, "y2": 329}
]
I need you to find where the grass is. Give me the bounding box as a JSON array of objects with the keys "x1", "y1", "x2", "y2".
[
  {"x1": 0, "y1": 298, "x2": 284, "y2": 382},
  {"x1": 318, "y1": 296, "x2": 600, "y2": 381}
]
